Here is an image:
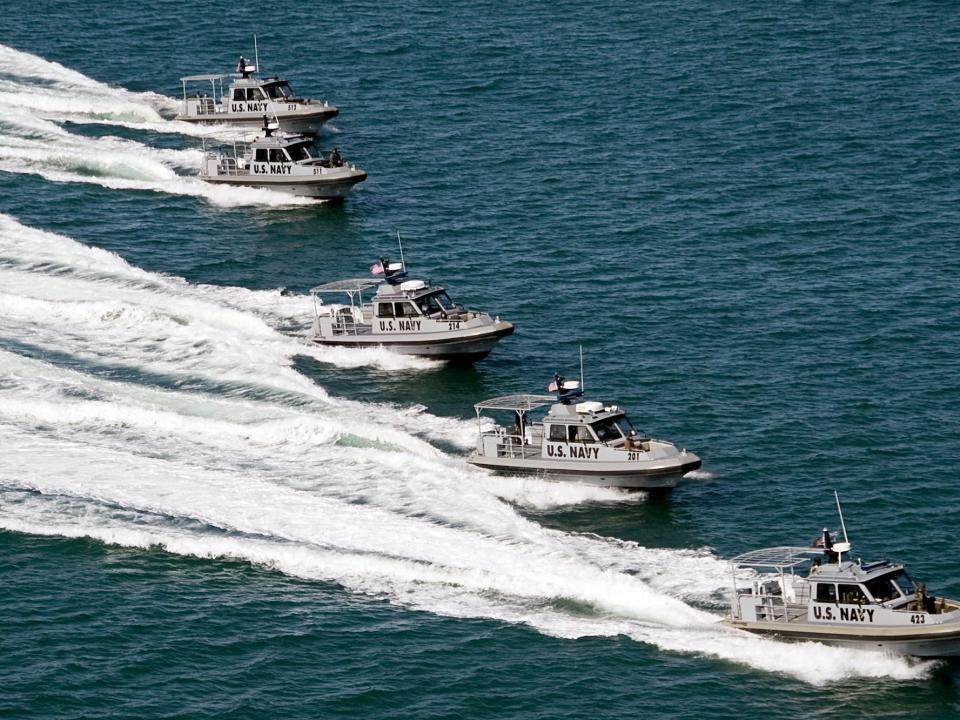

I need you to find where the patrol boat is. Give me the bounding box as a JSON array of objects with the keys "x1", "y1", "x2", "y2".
[
  {"x1": 466, "y1": 375, "x2": 701, "y2": 489},
  {"x1": 176, "y1": 56, "x2": 338, "y2": 135},
  {"x1": 725, "y1": 493, "x2": 960, "y2": 657},
  {"x1": 199, "y1": 121, "x2": 366, "y2": 200},
  {"x1": 308, "y1": 255, "x2": 514, "y2": 361}
]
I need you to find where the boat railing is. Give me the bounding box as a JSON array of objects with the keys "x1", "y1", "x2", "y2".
[
  {"x1": 496, "y1": 434, "x2": 540, "y2": 459},
  {"x1": 218, "y1": 157, "x2": 239, "y2": 176},
  {"x1": 334, "y1": 316, "x2": 361, "y2": 336},
  {"x1": 197, "y1": 97, "x2": 216, "y2": 115}
]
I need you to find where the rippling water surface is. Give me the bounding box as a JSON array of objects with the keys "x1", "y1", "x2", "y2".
[{"x1": 1, "y1": 1, "x2": 959, "y2": 718}]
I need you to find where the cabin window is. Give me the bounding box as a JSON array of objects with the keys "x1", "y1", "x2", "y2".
[
  {"x1": 548, "y1": 425, "x2": 566, "y2": 442},
  {"x1": 838, "y1": 584, "x2": 868, "y2": 604},
  {"x1": 377, "y1": 303, "x2": 394, "y2": 318},
  {"x1": 865, "y1": 575, "x2": 901, "y2": 603},
  {"x1": 232, "y1": 89, "x2": 245, "y2": 101},
  {"x1": 247, "y1": 87, "x2": 266, "y2": 101},
  {"x1": 268, "y1": 149, "x2": 289, "y2": 163},
  {"x1": 395, "y1": 302, "x2": 420, "y2": 318},
  {"x1": 591, "y1": 418, "x2": 623, "y2": 443},
  {"x1": 568, "y1": 425, "x2": 595, "y2": 443},
  {"x1": 254, "y1": 149, "x2": 268, "y2": 162},
  {"x1": 816, "y1": 583, "x2": 837, "y2": 603}
]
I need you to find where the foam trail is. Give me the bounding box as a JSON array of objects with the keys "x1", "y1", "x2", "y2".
[
  {"x1": 0, "y1": 215, "x2": 936, "y2": 684},
  {"x1": 0, "y1": 107, "x2": 312, "y2": 207},
  {"x1": 0, "y1": 47, "x2": 317, "y2": 207},
  {"x1": 0, "y1": 43, "x2": 177, "y2": 123}
]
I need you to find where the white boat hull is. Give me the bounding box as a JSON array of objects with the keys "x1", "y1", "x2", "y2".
[
  {"x1": 310, "y1": 322, "x2": 514, "y2": 361},
  {"x1": 176, "y1": 107, "x2": 338, "y2": 135},
  {"x1": 201, "y1": 172, "x2": 366, "y2": 199},
  {"x1": 726, "y1": 618, "x2": 960, "y2": 657},
  {"x1": 466, "y1": 454, "x2": 701, "y2": 490}
]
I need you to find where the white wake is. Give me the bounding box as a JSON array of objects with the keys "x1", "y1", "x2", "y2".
[
  {"x1": 0, "y1": 44, "x2": 309, "y2": 206},
  {"x1": 0, "y1": 214, "x2": 936, "y2": 685}
]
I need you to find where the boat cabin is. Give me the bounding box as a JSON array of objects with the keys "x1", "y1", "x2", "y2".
[
  {"x1": 309, "y1": 276, "x2": 475, "y2": 338},
  {"x1": 178, "y1": 66, "x2": 336, "y2": 132},
  {"x1": 201, "y1": 131, "x2": 341, "y2": 178},
  {"x1": 472, "y1": 390, "x2": 649, "y2": 462},
  {"x1": 730, "y1": 546, "x2": 957, "y2": 625}
]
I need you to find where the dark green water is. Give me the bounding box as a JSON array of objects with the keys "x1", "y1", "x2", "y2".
[{"x1": 1, "y1": 1, "x2": 959, "y2": 717}]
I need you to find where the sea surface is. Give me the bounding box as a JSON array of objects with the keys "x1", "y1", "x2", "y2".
[{"x1": 1, "y1": 1, "x2": 959, "y2": 718}]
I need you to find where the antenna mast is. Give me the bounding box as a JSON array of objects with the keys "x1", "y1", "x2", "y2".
[
  {"x1": 254, "y1": 34, "x2": 260, "y2": 76},
  {"x1": 835, "y1": 490, "x2": 849, "y2": 544},
  {"x1": 832, "y1": 490, "x2": 852, "y2": 564},
  {"x1": 579, "y1": 345, "x2": 584, "y2": 391},
  {"x1": 397, "y1": 230, "x2": 406, "y2": 271}
]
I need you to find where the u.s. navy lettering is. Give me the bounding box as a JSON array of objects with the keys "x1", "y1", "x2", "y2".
[{"x1": 546, "y1": 444, "x2": 599, "y2": 460}]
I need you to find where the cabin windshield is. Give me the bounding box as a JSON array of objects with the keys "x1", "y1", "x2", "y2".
[
  {"x1": 865, "y1": 570, "x2": 915, "y2": 602},
  {"x1": 591, "y1": 417, "x2": 624, "y2": 443},
  {"x1": 263, "y1": 81, "x2": 293, "y2": 99},
  {"x1": 417, "y1": 290, "x2": 455, "y2": 315},
  {"x1": 286, "y1": 142, "x2": 318, "y2": 161},
  {"x1": 615, "y1": 415, "x2": 635, "y2": 437}
]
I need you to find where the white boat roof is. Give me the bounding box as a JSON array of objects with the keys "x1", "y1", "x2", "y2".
[
  {"x1": 310, "y1": 278, "x2": 382, "y2": 294},
  {"x1": 474, "y1": 394, "x2": 556, "y2": 412},
  {"x1": 730, "y1": 546, "x2": 823, "y2": 570}
]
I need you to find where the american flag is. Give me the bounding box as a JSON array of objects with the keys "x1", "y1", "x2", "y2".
[
  {"x1": 370, "y1": 262, "x2": 384, "y2": 276},
  {"x1": 547, "y1": 380, "x2": 558, "y2": 392}
]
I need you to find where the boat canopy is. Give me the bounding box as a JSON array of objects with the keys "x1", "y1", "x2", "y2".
[
  {"x1": 180, "y1": 73, "x2": 239, "y2": 83},
  {"x1": 310, "y1": 279, "x2": 382, "y2": 294},
  {"x1": 474, "y1": 394, "x2": 556, "y2": 412},
  {"x1": 730, "y1": 546, "x2": 823, "y2": 571}
]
